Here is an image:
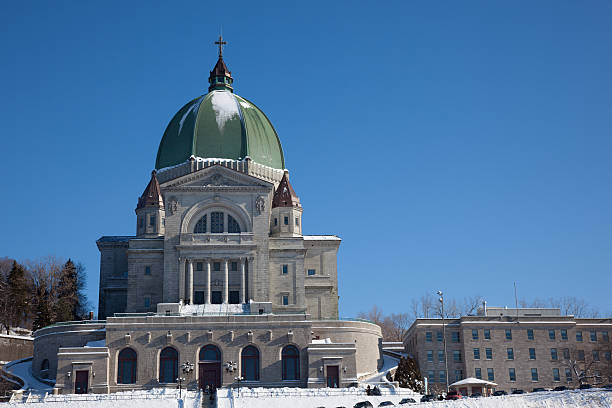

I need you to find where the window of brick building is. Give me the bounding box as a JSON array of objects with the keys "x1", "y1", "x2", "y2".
[
  {"x1": 472, "y1": 329, "x2": 478, "y2": 340},
  {"x1": 453, "y1": 350, "x2": 462, "y2": 362},
  {"x1": 576, "y1": 331, "x2": 583, "y2": 342},
  {"x1": 507, "y1": 348, "x2": 514, "y2": 360},
  {"x1": 549, "y1": 330, "x2": 555, "y2": 340},
  {"x1": 438, "y1": 350, "x2": 444, "y2": 362},
  {"x1": 505, "y1": 329, "x2": 512, "y2": 340},
  {"x1": 473, "y1": 348, "x2": 480, "y2": 360},
  {"x1": 563, "y1": 348, "x2": 570, "y2": 360},
  {"x1": 593, "y1": 350, "x2": 600, "y2": 361},
  {"x1": 603, "y1": 331, "x2": 609, "y2": 342},
  {"x1": 487, "y1": 368, "x2": 494, "y2": 381},
  {"x1": 475, "y1": 368, "x2": 482, "y2": 379},
  {"x1": 527, "y1": 329, "x2": 534, "y2": 340},
  {"x1": 425, "y1": 332, "x2": 432, "y2": 342},
  {"x1": 561, "y1": 329, "x2": 568, "y2": 340},
  {"x1": 553, "y1": 368, "x2": 560, "y2": 382},
  {"x1": 427, "y1": 350, "x2": 433, "y2": 362},
  {"x1": 551, "y1": 348, "x2": 558, "y2": 360},
  {"x1": 437, "y1": 331, "x2": 443, "y2": 342},
  {"x1": 452, "y1": 332, "x2": 460, "y2": 343},
  {"x1": 531, "y1": 368, "x2": 539, "y2": 381},
  {"x1": 484, "y1": 329, "x2": 491, "y2": 340},
  {"x1": 529, "y1": 348, "x2": 536, "y2": 360},
  {"x1": 590, "y1": 331, "x2": 597, "y2": 342},
  {"x1": 485, "y1": 348, "x2": 492, "y2": 360},
  {"x1": 509, "y1": 368, "x2": 516, "y2": 382}
]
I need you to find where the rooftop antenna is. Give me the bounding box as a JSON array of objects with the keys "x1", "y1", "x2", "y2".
[{"x1": 514, "y1": 282, "x2": 519, "y2": 322}]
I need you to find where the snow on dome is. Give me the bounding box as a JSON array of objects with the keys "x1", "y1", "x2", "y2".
[{"x1": 210, "y1": 91, "x2": 240, "y2": 131}]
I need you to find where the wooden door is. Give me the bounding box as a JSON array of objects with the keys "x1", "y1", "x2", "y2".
[
  {"x1": 74, "y1": 370, "x2": 88, "y2": 394},
  {"x1": 326, "y1": 365, "x2": 339, "y2": 388},
  {"x1": 199, "y1": 362, "x2": 221, "y2": 390}
]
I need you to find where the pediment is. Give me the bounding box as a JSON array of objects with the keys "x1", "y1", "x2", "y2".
[{"x1": 161, "y1": 164, "x2": 272, "y2": 190}]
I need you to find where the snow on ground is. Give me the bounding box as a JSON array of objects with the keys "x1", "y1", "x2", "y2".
[
  {"x1": 4, "y1": 358, "x2": 52, "y2": 391},
  {"x1": 361, "y1": 354, "x2": 399, "y2": 383},
  {"x1": 8, "y1": 389, "x2": 201, "y2": 408},
  {"x1": 218, "y1": 388, "x2": 612, "y2": 408}
]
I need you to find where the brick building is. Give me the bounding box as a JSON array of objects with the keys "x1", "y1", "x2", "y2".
[{"x1": 403, "y1": 307, "x2": 612, "y2": 393}]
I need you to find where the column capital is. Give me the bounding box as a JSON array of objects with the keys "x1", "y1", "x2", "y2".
[
  {"x1": 187, "y1": 258, "x2": 193, "y2": 265},
  {"x1": 240, "y1": 257, "x2": 247, "y2": 263}
]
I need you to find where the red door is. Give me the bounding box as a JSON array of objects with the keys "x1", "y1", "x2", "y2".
[
  {"x1": 326, "y1": 366, "x2": 339, "y2": 388},
  {"x1": 74, "y1": 370, "x2": 88, "y2": 394},
  {"x1": 199, "y1": 362, "x2": 221, "y2": 390}
]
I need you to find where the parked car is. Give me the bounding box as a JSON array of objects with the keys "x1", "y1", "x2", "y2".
[
  {"x1": 469, "y1": 392, "x2": 482, "y2": 398},
  {"x1": 445, "y1": 391, "x2": 462, "y2": 400},
  {"x1": 511, "y1": 389, "x2": 525, "y2": 394},
  {"x1": 553, "y1": 386, "x2": 568, "y2": 391},
  {"x1": 579, "y1": 383, "x2": 592, "y2": 390},
  {"x1": 378, "y1": 402, "x2": 395, "y2": 407},
  {"x1": 398, "y1": 398, "x2": 416, "y2": 404},
  {"x1": 493, "y1": 390, "x2": 507, "y2": 396},
  {"x1": 420, "y1": 394, "x2": 436, "y2": 402},
  {"x1": 532, "y1": 388, "x2": 547, "y2": 392},
  {"x1": 354, "y1": 402, "x2": 374, "y2": 408}
]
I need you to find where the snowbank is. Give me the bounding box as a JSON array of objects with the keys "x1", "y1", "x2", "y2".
[{"x1": 217, "y1": 388, "x2": 612, "y2": 408}]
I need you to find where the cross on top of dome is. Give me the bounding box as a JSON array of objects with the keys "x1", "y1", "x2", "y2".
[{"x1": 215, "y1": 35, "x2": 227, "y2": 58}]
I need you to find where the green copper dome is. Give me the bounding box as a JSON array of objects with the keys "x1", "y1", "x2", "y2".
[{"x1": 155, "y1": 55, "x2": 285, "y2": 170}]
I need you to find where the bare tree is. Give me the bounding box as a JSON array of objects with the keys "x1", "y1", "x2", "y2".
[
  {"x1": 461, "y1": 295, "x2": 482, "y2": 316},
  {"x1": 562, "y1": 347, "x2": 598, "y2": 386}
]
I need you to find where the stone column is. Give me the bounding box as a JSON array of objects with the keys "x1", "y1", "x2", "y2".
[
  {"x1": 205, "y1": 259, "x2": 211, "y2": 304},
  {"x1": 223, "y1": 259, "x2": 229, "y2": 304},
  {"x1": 187, "y1": 259, "x2": 194, "y2": 305},
  {"x1": 240, "y1": 258, "x2": 246, "y2": 304},
  {"x1": 179, "y1": 258, "x2": 186, "y2": 303}
]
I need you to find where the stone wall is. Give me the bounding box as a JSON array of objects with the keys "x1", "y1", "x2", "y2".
[{"x1": 0, "y1": 335, "x2": 33, "y2": 363}]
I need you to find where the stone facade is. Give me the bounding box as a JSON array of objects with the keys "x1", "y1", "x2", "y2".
[{"x1": 403, "y1": 308, "x2": 612, "y2": 394}]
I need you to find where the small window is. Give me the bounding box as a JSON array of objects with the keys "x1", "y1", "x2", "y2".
[
  {"x1": 274, "y1": 218, "x2": 278, "y2": 226},
  {"x1": 473, "y1": 348, "x2": 480, "y2": 360},
  {"x1": 282, "y1": 264, "x2": 288, "y2": 275},
  {"x1": 194, "y1": 215, "x2": 207, "y2": 233},
  {"x1": 425, "y1": 332, "x2": 432, "y2": 342},
  {"x1": 563, "y1": 348, "x2": 570, "y2": 360},
  {"x1": 509, "y1": 368, "x2": 516, "y2": 381},
  {"x1": 284, "y1": 216, "x2": 289, "y2": 225},
  {"x1": 605, "y1": 351, "x2": 611, "y2": 361},
  {"x1": 138, "y1": 216, "x2": 144, "y2": 228},
  {"x1": 529, "y1": 348, "x2": 536, "y2": 360},
  {"x1": 145, "y1": 266, "x2": 151, "y2": 276},
  {"x1": 487, "y1": 368, "x2": 494, "y2": 381},
  {"x1": 451, "y1": 332, "x2": 460, "y2": 343},
  {"x1": 527, "y1": 329, "x2": 534, "y2": 340},
  {"x1": 593, "y1": 350, "x2": 600, "y2": 361},
  {"x1": 454, "y1": 369, "x2": 463, "y2": 382},
  {"x1": 561, "y1": 329, "x2": 568, "y2": 340},
  {"x1": 576, "y1": 331, "x2": 583, "y2": 342},
  {"x1": 549, "y1": 330, "x2": 555, "y2": 340},
  {"x1": 149, "y1": 215, "x2": 156, "y2": 226},
  {"x1": 484, "y1": 329, "x2": 491, "y2": 340},
  {"x1": 282, "y1": 295, "x2": 289, "y2": 306},
  {"x1": 213, "y1": 262, "x2": 221, "y2": 271},
  {"x1": 439, "y1": 370, "x2": 446, "y2": 383},
  {"x1": 228, "y1": 215, "x2": 241, "y2": 233},
  {"x1": 211, "y1": 211, "x2": 224, "y2": 233},
  {"x1": 144, "y1": 296, "x2": 150, "y2": 308},
  {"x1": 553, "y1": 368, "x2": 560, "y2": 382},
  {"x1": 427, "y1": 350, "x2": 433, "y2": 362},
  {"x1": 196, "y1": 262, "x2": 203, "y2": 272},
  {"x1": 551, "y1": 348, "x2": 558, "y2": 360},
  {"x1": 438, "y1": 350, "x2": 444, "y2": 362},
  {"x1": 472, "y1": 329, "x2": 478, "y2": 340},
  {"x1": 437, "y1": 331, "x2": 443, "y2": 342},
  {"x1": 507, "y1": 348, "x2": 514, "y2": 360},
  {"x1": 531, "y1": 368, "x2": 538, "y2": 381},
  {"x1": 485, "y1": 348, "x2": 492, "y2": 360},
  {"x1": 603, "y1": 331, "x2": 609, "y2": 342},
  {"x1": 307, "y1": 269, "x2": 316, "y2": 276},
  {"x1": 231, "y1": 262, "x2": 238, "y2": 271},
  {"x1": 505, "y1": 329, "x2": 512, "y2": 340},
  {"x1": 590, "y1": 331, "x2": 597, "y2": 342},
  {"x1": 295, "y1": 217, "x2": 299, "y2": 226},
  {"x1": 453, "y1": 350, "x2": 461, "y2": 362},
  {"x1": 565, "y1": 368, "x2": 572, "y2": 382},
  {"x1": 475, "y1": 368, "x2": 482, "y2": 379},
  {"x1": 427, "y1": 371, "x2": 435, "y2": 382}
]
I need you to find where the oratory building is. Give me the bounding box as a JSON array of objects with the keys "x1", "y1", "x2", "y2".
[{"x1": 32, "y1": 40, "x2": 382, "y2": 394}]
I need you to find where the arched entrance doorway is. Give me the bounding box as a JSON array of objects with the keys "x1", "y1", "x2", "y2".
[{"x1": 199, "y1": 345, "x2": 222, "y2": 390}]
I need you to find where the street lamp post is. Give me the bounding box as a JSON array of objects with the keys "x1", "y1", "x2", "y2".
[{"x1": 438, "y1": 290, "x2": 449, "y2": 394}]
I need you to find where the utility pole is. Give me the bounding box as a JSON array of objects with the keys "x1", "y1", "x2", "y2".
[{"x1": 438, "y1": 290, "x2": 449, "y2": 393}]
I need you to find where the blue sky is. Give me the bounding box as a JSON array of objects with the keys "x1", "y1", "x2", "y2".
[{"x1": 1, "y1": 1, "x2": 611, "y2": 318}]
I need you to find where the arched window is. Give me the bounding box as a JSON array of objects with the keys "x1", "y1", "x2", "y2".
[
  {"x1": 228, "y1": 215, "x2": 241, "y2": 233},
  {"x1": 282, "y1": 345, "x2": 300, "y2": 380},
  {"x1": 210, "y1": 211, "x2": 224, "y2": 233},
  {"x1": 199, "y1": 344, "x2": 221, "y2": 361},
  {"x1": 159, "y1": 347, "x2": 178, "y2": 383},
  {"x1": 40, "y1": 359, "x2": 50, "y2": 379},
  {"x1": 117, "y1": 348, "x2": 137, "y2": 384},
  {"x1": 241, "y1": 345, "x2": 259, "y2": 381},
  {"x1": 194, "y1": 215, "x2": 207, "y2": 233}
]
